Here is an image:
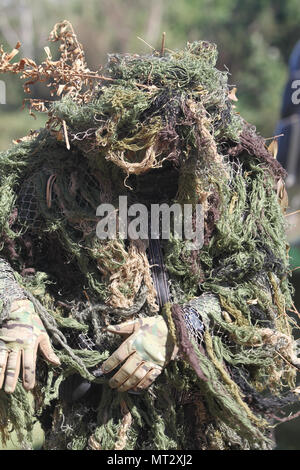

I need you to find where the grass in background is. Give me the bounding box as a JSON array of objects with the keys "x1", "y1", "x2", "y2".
[{"x1": 0, "y1": 109, "x2": 47, "y2": 151}]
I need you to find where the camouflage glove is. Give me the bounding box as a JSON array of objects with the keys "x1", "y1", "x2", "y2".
[
  {"x1": 0, "y1": 299, "x2": 60, "y2": 393},
  {"x1": 101, "y1": 316, "x2": 177, "y2": 393}
]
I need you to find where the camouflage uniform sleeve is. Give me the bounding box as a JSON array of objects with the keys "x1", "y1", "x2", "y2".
[{"x1": 0, "y1": 258, "x2": 27, "y2": 322}]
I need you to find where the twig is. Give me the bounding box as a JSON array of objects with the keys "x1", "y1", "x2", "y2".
[
  {"x1": 264, "y1": 134, "x2": 284, "y2": 142},
  {"x1": 290, "y1": 301, "x2": 300, "y2": 319},
  {"x1": 62, "y1": 120, "x2": 70, "y2": 150},
  {"x1": 285, "y1": 209, "x2": 300, "y2": 217},
  {"x1": 83, "y1": 289, "x2": 91, "y2": 305},
  {"x1": 161, "y1": 32, "x2": 166, "y2": 56},
  {"x1": 137, "y1": 36, "x2": 156, "y2": 51},
  {"x1": 275, "y1": 350, "x2": 300, "y2": 370},
  {"x1": 270, "y1": 410, "x2": 300, "y2": 423}
]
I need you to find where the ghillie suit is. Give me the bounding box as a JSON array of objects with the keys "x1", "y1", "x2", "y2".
[{"x1": 0, "y1": 21, "x2": 299, "y2": 450}]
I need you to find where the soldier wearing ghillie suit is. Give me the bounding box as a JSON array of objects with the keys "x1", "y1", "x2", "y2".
[{"x1": 0, "y1": 22, "x2": 299, "y2": 450}]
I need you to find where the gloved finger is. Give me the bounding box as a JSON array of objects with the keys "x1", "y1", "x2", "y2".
[
  {"x1": 22, "y1": 347, "x2": 37, "y2": 391},
  {"x1": 10, "y1": 299, "x2": 33, "y2": 313},
  {"x1": 105, "y1": 320, "x2": 137, "y2": 336},
  {"x1": 0, "y1": 344, "x2": 8, "y2": 389},
  {"x1": 4, "y1": 350, "x2": 22, "y2": 394},
  {"x1": 118, "y1": 362, "x2": 153, "y2": 392},
  {"x1": 131, "y1": 367, "x2": 162, "y2": 392},
  {"x1": 0, "y1": 335, "x2": 18, "y2": 342},
  {"x1": 101, "y1": 338, "x2": 134, "y2": 374},
  {"x1": 108, "y1": 352, "x2": 144, "y2": 389},
  {"x1": 38, "y1": 335, "x2": 61, "y2": 366}
]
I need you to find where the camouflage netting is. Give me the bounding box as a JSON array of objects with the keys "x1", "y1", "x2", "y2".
[{"x1": 0, "y1": 21, "x2": 299, "y2": 450}]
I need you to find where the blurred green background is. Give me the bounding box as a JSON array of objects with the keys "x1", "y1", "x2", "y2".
[
  {"x1": 2, "y1": 0, "x2": 300, "y2": 148},
  {"x1": 0, "y1": 0, "x2": 299, "y2": 450}
]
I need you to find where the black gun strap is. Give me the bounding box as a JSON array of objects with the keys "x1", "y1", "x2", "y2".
[{"x1": 147, "y1": 239, "x2": 170, "y2": 309}]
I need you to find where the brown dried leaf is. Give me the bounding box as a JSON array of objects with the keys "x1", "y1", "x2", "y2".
[
  {"x1": 268, "y1": 139, "x2": 278, "y2": 159},
  {"x1": 44, "y1": 46, "x2": 52, "y2": 60},
  {"x1": 228, "y1": 87, "x2": 238, "y2": 102},
  {"x1": 0, "y1": 20, "x2": 112, "y2": 131}
]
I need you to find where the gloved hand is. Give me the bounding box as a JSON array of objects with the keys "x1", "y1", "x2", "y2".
[
  {"x1": 100, "y1": 316, "x2": 177, "y2": 393},
  {"x1": 0, "y1": 299, "x2": 60, "y2": 393}
]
